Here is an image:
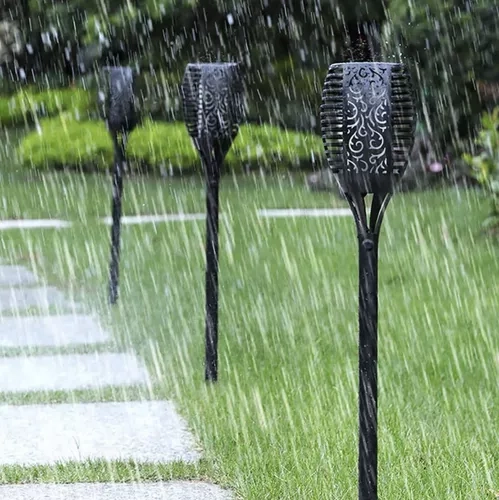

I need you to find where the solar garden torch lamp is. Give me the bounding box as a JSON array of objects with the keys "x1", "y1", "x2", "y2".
[
  {"x1": 101, "y1": 67, "x2": 139, "y2": 305},
  {"x1": 181, "y1": 63, "x2": 244, "y2": 382},
  {"x1": 320, "y1": 63, "x2": 415, "y2": 499}
]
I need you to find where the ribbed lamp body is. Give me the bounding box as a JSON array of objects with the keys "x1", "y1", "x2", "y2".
[
  {"x1": 102, "y1": 66, "x2": 139, "y2": 135},
  {"x1": 321, "y1": 63, "x2": 415, "y2": 194},
  {"x1": 181, "y1": 63, "x2": 244, "y2": 142}
]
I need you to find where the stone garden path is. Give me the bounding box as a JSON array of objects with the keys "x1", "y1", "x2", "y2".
[{"x1": 0, "y1": 264, "x2": 232, "y2": 499}]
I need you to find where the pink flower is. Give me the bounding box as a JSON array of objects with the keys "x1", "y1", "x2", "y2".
[{"x1": 428, "y1": 162, "x2": 444, "y2": 173}]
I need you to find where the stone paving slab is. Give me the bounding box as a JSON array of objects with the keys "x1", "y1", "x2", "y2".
[
  {"x1": 0, "y1": 353, "x2": 150, "y2": 393},
  {"x1": 0, "y1": 482, "x2": 232, "y2": 499},
  {"x1": 0, "y1": 315, "x2": 110, "y2": 348},
  {"x1": 0, "y1": 287, "x2": 79, "y2": 313},
  {"x1": 0, "y1": 220, "x2": 71, "y2": 230},
  {"x1": 101, "y1": 213, "x2": 205, "y2": 225},
  {"x1": 258, "y1": 208, "x2": 352, "y2": 218},
  {"x1": 0, "y1": 401, "x2": 201, "y2": 465},
  {"x1": 0, "y1": 266, "x2": 38, "y2": 287}
]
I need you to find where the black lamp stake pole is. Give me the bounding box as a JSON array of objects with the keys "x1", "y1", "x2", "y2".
[
  {"x1": 205, "y1": 153, "x2": 220, "y2": 382},
  {"x1": 109, "y1": 133, "x2": 126, "y2": 305},
  {"x1": 348, "y1": 191, "x2": 392, "y2": 499},
  {"x1": 198, "y1": 138, "x2": 225, "y2": 382},
  {"x1": 321, "y1": 63, "x2": 415, "y2": 500},
  {"x1": 182, "y1": 63, "x2": 244, "y2": 382},
  {"x1": 101, "y1": 66, "x2": 138, "y2": 305}
]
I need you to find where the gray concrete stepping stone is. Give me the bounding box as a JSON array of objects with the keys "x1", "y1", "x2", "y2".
[
  {"x1": 0, "y1": 482, "x2": 232, "y2": 499},
  {"x1": 0, "y1": 219, "x2": 71, "y2": 230},
  {"x1": 0, "y1": 315, "x2": 109, "y2": 348},
  {"x1": 0, "y1": 287, "x2": 79, "y2": 313},
  {"x1": 0, "y1": 401, "x2": 201, "y2": 465},
  {"x1": 0, "y1": 266, "x2": 38, "y2": 287},
  {"x1": 258, "y1": 208, "x2": 352, "y2": 218},
  {"x1": 102, "y1": 213, "x2": 205, "y2": 225},
  {"x1": 0, "y1": 353, "x2": 150, "y2": 393}
]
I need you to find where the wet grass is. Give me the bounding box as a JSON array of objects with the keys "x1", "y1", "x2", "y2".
[
  {"x1": 1, "y1": 459, "x2": 212, "y2": 485},
  {"x1": 0, "y1": 172, "x2": 498, "y2": 499},
  {"x1": 0, "y1": 341, "x2": 120, "y2": 359},
  {"x1": 0, "y1": 169, "x2": 343, "y2": 221},
  {"x1": 0, "y1": 384, "x2": 154, "y2": 406}
]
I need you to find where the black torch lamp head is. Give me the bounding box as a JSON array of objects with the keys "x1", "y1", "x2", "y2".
[
  {"x1": 181, "y1": 62, "x2": 245, "y2": 149},
  {"x1": 99, "y1": 66, "x2": 139, "y2": 136},
  {"x1": 320, "y1": 62, "x2": 415, "y2": 195}
]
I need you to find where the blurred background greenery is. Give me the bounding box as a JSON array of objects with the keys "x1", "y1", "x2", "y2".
[{"x1": 0, "y1": 0, "x2": 498, "y2": 229}]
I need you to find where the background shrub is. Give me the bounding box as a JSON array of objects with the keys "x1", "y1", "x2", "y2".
[
  {"x1": 19, "y1": 114, "x2": 113, "y2": 170},
  {"x1": 18, "y1": 117, "x2": 324, "y2": 173},
  {"x1": 127, "y1": 121, "x2": 198, "y2": 173},
  {"x1": 0, "y1": 88, "x2": 96, "y2": 128},
  {"x1": 463, "y1": 107, "x2": 499, "y2": 232}
]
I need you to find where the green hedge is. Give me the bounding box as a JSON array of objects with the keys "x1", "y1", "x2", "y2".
[
  {"x1": 18, "y1": 116, "x2": 324, "y2": 173},
  {"x1": 0, "y1": 88, "x2": 95, "y2": 128}
]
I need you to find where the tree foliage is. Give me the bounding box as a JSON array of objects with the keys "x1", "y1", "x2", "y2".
[
  {"x1": 4, "y1": 0, "x2": 389, "y2": 80},
  {"x1": 384, "y1": 0, "x2": 499, "y2": 150},
  {"x1": 1, "y1": 0, "x2": 498, "y2": 150}
]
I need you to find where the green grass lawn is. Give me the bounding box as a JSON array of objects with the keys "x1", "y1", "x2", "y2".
[
  {"x1": 0, "y1": 171, "x2": 344, "y2": 220},
  {"x1": 0, "y1": 170, "x2": 498, "y2": 499}
]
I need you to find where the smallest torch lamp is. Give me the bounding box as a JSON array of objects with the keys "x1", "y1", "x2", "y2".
[
  {"x1": 99, "y1": 66, "x2": 139, "y2": 305},
  {"x1": 320, "y1": 62, "x2": 415, "y2": 500},
  {"x1": 181, "y1": 62, "x2": 244, "y2": 382}
]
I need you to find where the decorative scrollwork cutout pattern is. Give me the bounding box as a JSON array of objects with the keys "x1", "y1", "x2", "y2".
[
  {"x1": 344, "y1": 65, "x2": 389, "y2": 174},
  {"x1": 198, "y1": 65, "x2": 243, "y2": 140}
]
